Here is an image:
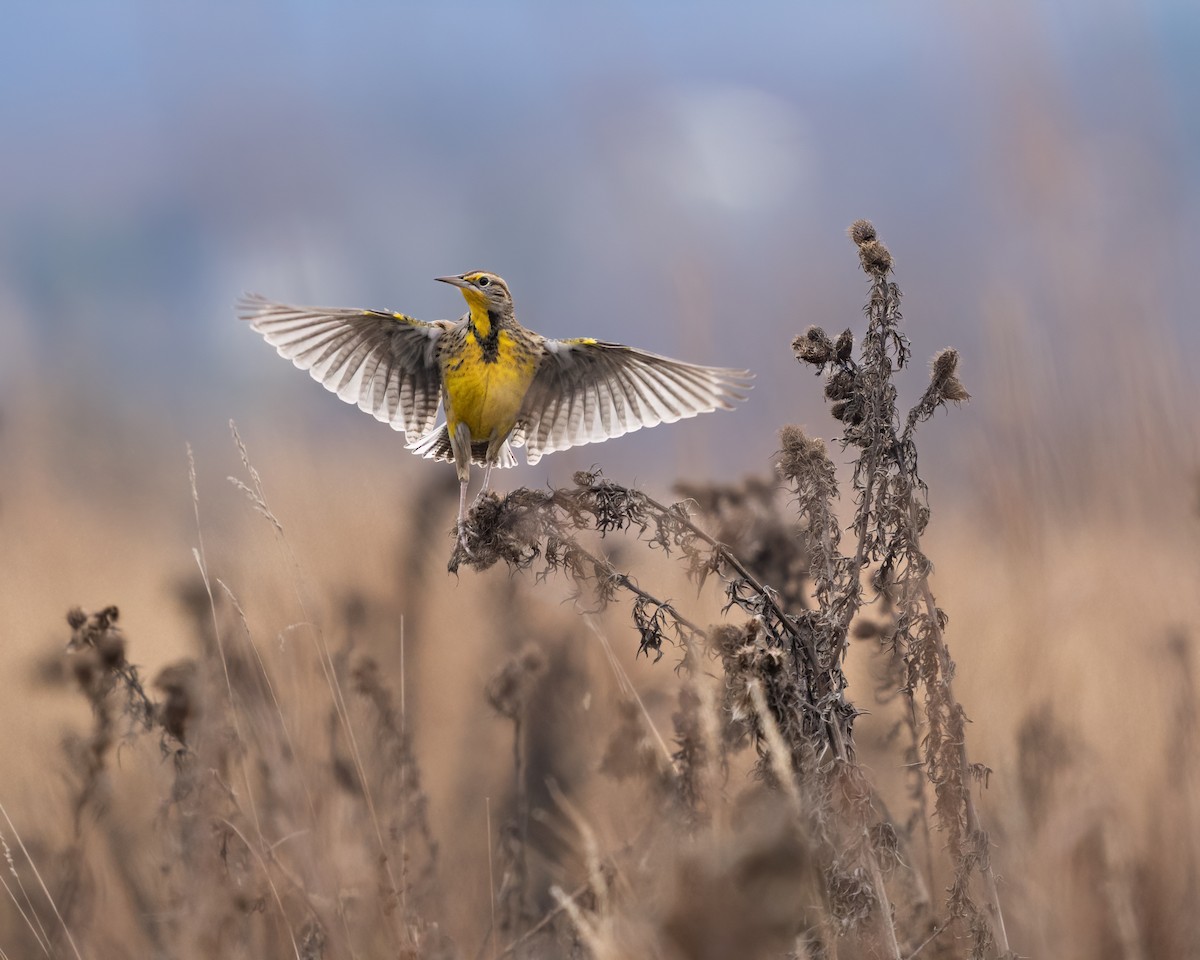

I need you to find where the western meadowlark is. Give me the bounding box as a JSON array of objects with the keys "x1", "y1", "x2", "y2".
[{"x1": 238, "y1": 272, "x2": 752, "y2": 543}]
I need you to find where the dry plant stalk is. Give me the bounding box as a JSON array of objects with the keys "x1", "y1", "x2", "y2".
[
  {"x1": 455, "y1": 220, "x2": 1008, "y2": 958},
  {"x1": 792, "y1": 221, "x2": 1006, "y2": 957}
]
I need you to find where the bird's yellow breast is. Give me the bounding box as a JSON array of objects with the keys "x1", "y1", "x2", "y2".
[{"x1": 443, "y1": 328, "x2": 539, "y2": 442}]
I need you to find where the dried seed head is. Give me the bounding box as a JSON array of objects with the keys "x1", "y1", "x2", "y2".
[
  {"x1": 848, "y1": 219, "x2": 876, "y2": 244},
  {"x1": 870, "y1": 821, "x2": 901, "y2": 867},
  {"x1": 830, "y1": 398, "x2": 864, "y2": 425},
  {"x1": 155, "y1": 659, "x2": 199, "y2": 743},
  {"x1": 827, "y1": 862, "x2": 877, "y2": 929},
  {"x1": 776, "y1": 426, "x2": 834, "y2": 486},
  {"x1": 486, "y1": 644, "x2": 548, "y2": 720},
  {"x1": 792, "y1": 326, "x2": 834, "y2": 366},
  {"x1": 929, "y1": 347, "x2": 971, "y2": 403},
  {"x1": 858, "y1": 239, "x2": 893, "y2": 277},
  {"x1": 834, "y1": 329, "x2": 854, "y2": 362},
  {"x1": 70, "y1": 648, "x2": 100, "y2": 689},
  {"x1": 96, "y1": 629, "x2": 126, "y2": 669},
  {"x1": 451, "y1": 491, "x2": 542, "y2": 572},
  {"x1": 824, "y1": 370, "x2": 856, "y2": 401},
  {"x1": 66, "y1": 604, "x2": 124, "y2": 662},
  {"x1": 931, "y1": 347, "x2": 959, "y2": 381},
  {"x1": 708, "y1": 623, "x2": 747, "y2": 660}
]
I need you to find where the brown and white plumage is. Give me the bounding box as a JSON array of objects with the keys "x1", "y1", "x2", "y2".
[
  {"x1": 238, "y1": 272, "x2": 752, "y2": 538},
  {"x1": 237, "y1": 294, "x2": 450, "y2": 441},
  {"x1": 513, "y1": 338, "x2": 751, "y2": 465}
]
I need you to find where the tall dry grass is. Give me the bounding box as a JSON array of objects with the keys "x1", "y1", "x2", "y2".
[{"x1": 1, "y1": 222, "x2": 1197, "y2": 959}]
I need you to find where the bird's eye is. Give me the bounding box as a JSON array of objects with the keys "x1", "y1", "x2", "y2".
[{"x1": 477, "y1": 276, "x2": 491, "y2": 287}]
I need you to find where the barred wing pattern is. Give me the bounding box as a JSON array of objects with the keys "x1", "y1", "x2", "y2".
[
  {"x1": 517, "y1": 339, "x2": 752, "y2": 465},
  {"x1": 238, "y1": 294, "x2": 448, "y2": 441}
]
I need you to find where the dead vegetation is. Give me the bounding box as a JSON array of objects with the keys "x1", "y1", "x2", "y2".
[{"x1": 2, "y1": 222, "x2": 1197, "y2": 959}]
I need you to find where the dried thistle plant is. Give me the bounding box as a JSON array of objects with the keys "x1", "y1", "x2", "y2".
[
  {"x1": 792, "y1": 220, "x2": 1009, "y2": 957},
  {"x1": 452, "y1": 220, "x2": 1008, "y2": 958}
]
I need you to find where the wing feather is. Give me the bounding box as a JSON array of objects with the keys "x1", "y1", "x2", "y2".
[
  {"x1": 238, "y1": 294, "x2": 447, "y2": 440},
  {"x1": 519, "y1": 339, "x2": 751, "y2": 464}
]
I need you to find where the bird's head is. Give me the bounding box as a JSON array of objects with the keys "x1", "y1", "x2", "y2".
[{"x1": 435, "y1": 271, "x2": 513, "y2": 315}]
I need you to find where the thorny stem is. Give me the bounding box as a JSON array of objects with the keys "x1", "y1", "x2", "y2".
[
  {"x1": 841, "y1": 274, "x2": 892, "y2": 635},
  {"x1": 607, "y1": 566, "x2": 707, "y2": 643},
  {"x1": 864, "y1": 832, "x2": 902, "y2": 960},
  {"x1": 791, "y1": 221, "x2": 1007, "y2": 955},
  {"x1": 455, "y1": 482, "x2": 727, "y2": 658},
  {"x1": 890, "y1": 340, "x2": 1006, "y2": 951},
  {"x1": 640, "y1": 490, "x2": 792, "y2": 630},
  {"x1": 904, "y1": 923, "x2": 947, "y2": 960},
  {"x1": 919, "y1": 580, "x2": 1010, "y2": 954},
  {"x1": 640, "y1": 486, "x2": 852, "y2": 760},
  {"x1": 637, "y1": 489, "x2": 849, "y2": 761},
  {"x1": 459, "y1": 471, "x2": 856, "y2": 763}
]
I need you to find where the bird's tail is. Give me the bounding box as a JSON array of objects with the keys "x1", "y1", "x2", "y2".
[{"x1": 406, "y1": 425, "x2": 519, "y2": 469}]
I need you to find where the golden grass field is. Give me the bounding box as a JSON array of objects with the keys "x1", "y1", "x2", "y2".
[{"x1": 2, "y1": 227, "x2": 1198, "y2": 960}]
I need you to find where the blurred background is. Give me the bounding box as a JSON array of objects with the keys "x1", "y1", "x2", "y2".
[
  {"x1": 3, "y1": 0, "x2": 1196, "y2": 454},
  {"x1": 2, "y1": 1, "x2": 1199, "y2": 954}
]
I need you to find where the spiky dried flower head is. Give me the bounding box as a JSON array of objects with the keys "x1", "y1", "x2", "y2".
[
  {"x1": 929, "y1": 347, "x2": 971, "y2": 403},
  {"x1": 834, "y1": 329, "x2": 854, "y2": 362},
  {"x1": 830, "y1": 398, "x2": 864, "y2": 426},
  {"x1": 486, "y1": 644, "x2": 548, "y2": 721},
  {"x1": 776, "y1": 426, "x2": 835, "y2": 489},
  {"x1": 708, "y1": 623, "x2": 748, "y2": 660},
  {"x1": 66, "y1": 605, "x2": 126, "y2": 668},
  {"x1": 827, "y1": 862, "x2": 877, "y2": 930},
  {"x1": 824, "y1": 370, "x2": 856, "y2": 401},
  {"x1": 848, "y1": 219, "x2": 876, "y2": 244},
  {"x1": 154, "y1": 659, "x2": 199, "y2": 744},
  {"x1": 792, "y1": 326, "x2": 834, "y2": 366},
  {"x1": 848, "y1": 219, "x2": 893, "y2": 276},
  {"x1": 857, "y1": 240, "x2": 893, "y2": 276},
  {"x1": 450, "y1": 491, "x2": 541, "y2": 572}
]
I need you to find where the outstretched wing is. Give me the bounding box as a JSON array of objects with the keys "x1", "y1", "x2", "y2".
[
  {"x1": 517, "y1": 338, "x2": 752, "y2": 465},
  {"x1": 238, "y1": 294, "x2": 449, "y2": 440}
]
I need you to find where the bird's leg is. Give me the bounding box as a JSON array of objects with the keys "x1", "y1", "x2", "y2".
[
  {"x1": 457, "y1": 477, "x2": 470, "y2": 527},
  {"x1": 476, "y1": 431, "x2": 507, "y2": 503},
  {"x1": 450, "y1": 422, "x2": 474, "y2": 554}
]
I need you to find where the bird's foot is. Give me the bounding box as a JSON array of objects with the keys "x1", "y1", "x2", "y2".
[{"x1": 455, "y1": 520, "x2": 475, "y2": 559}]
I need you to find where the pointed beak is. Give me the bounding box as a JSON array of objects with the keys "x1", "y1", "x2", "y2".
[{"x1": 435, "y1": 275, "x2": 470, "y2": 290}]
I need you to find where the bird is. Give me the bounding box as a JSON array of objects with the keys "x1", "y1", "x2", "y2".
[{"x1": 238, "y1": 272, "x2": 752, "y2": 546}]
